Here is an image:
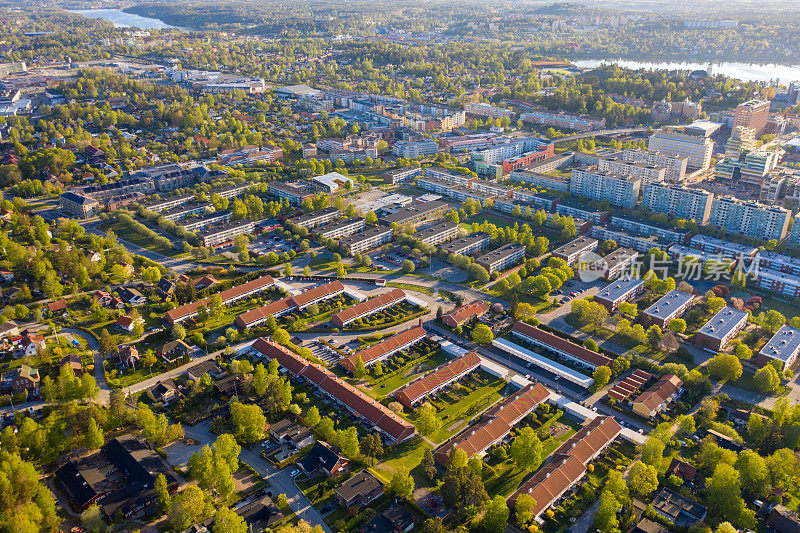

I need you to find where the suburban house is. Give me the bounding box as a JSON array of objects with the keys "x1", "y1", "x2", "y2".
[
  {"x1": 298, "y1": 441, "x2": 349, "y2": 477},
  {"x1": 9, "y1": 364, "x2": 40, "y2": 395},
  {"x1": 187, "y1": 360, "x2": 224, "y2": 381},
  {"x1": 46, "y1": 299, "x2": 68, "y2": 317},
  {"x1": 0, "y1": 270, "x2": 14, "y2": 282},
  {"x1": 156, "y1": 279, "x2": 176, "y2": 299},
  {"x1": 191, "y1": 274, "x2": 218, "y2": 290},
  {"x1": 213, "y1": 374, "x2": 243, "y2": 398},
  {"x1": 19, "y1": 332, "x2": 44, "y2": 357},
  {"x1": 60, "y1": 354, "x2": 83, "y2": 377},
  {"x1": 666, "y1": 458, "x2": 698, "y2": 486},
  {"x1": 441, "y1": 300, "x2": 490, "y2": 328},
  {"x1": 334, "y1": 471, "x2": 384, "y2": 507},
  {"x1": 147, "y1": 379, "x2": 179, "y2": 404},
  {"x1": 157, "y1": 339, "x2": 192, "y2": 363},
  {"x1": 232, "y1": 495, "x2": 284, "y2": 531},
  {"x1": 115, "y1": 345, "x2": 140, "y2": 367},
  {"x1": 650, "y1": 488, "x2": 707, "y2": 528},
  {"x1": 631, "y1": 375, "x2": 683, "y2": 418},
  {"x1": 360, "y1": 505, "x2": 414, "y2": 533},
  {"x1": 0, "y1": 321, "x2": 19, "y2": 340},
  {"x1": 268, "y1": 419, "x2": 314, "y2": 449},
  {"x1": 116, "y1": 315, "x2": 144, "y2": 333},
  {"x1": 115, "y1": 287, "x2": 146, "y2": 305},
  {"x1": 765, "y1": 505, "x2": 800, "y2": 533}
]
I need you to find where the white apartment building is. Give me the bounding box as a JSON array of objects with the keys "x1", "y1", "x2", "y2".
[
  {"x1": 569, "y1": 169, "x2": 641, "y2": 209},
  {"x1": 641, "y1": 183, "x2": 714, "y2": 224},
  {"x1": 314, "y1": 217, "x2": 366, "y2": 239},
  {"x1": 708, "y1": 196, "x2": 791, "y2": 241},
  {"x1": 647, "y1": 130, "x2": 714, "y2": 169},
  {"x1": 341, "y1": 226, "x2": 393, "y2": 254},
  {"x1": 622, "y1": 148, "x2": 688, "y2": 182},
  {"x1": 464, "y1": 103, "x2": 514, "y2": 119},
  {"x1": 597, "y1": 157, "x2": 666, "y2": 184},
  {"x1": 392, "y1": 139, "x2": 439, "y2": 158},
  {"x1": 200, "y1": 219, "x2": 256, "y2": 247}
]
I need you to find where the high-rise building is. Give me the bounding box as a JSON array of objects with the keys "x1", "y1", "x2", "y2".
[
  {"x1": 789, "y1": 81, "x2": 800, "y2": 106},
  {"x1": 569, "y1": 169, "x2": 641, "y2": 209},
  {"x1": 709, "y1": 196, "x2": 791, "y2": 240},
  {"x1": 641, "y1": 183, "x2": 714, "y2": 224},
  {"x1": 596, "y1": 157, "x2": 666, "y2": 184},
  {"x1": 714, "y1": 150, "x2": 781, "y2": 191},
  {"x1": 733, "y1": 99, "x2": 770, "y2": 137},
  {"x1": 622, "y1": 148, "x2": 688, "y2": 183},
  {"x1": 725, "y1": 126, "x2": 757, "y2": 158},
  {"x1": 648, "y1": 130, "x2": 714, "y2": 170}
]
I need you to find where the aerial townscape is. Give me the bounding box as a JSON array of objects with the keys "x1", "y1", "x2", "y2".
[{"x1": 7, "y1": 1, "x2": 800, "y2": 533}]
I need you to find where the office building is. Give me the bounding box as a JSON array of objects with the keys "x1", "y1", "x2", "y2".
[
  {"x1": 714, "y1": 150, "x2": 780, "y2": 191},
  {"x1": 642, "y1": 290, "x2": 695, "y2": 328},
  {"x1": 725, "y1": 126, "x2": 757, "y2": 158},
  {"x1": 594, "y1": 277, "x2": 645, "y2": 311},
  {"x1": 694, "y1": 307, "x2": 749, "y2": 352},
  {"x1": 569, "y1": 169, "x2": 641, "y2": 209},
  {"x1": 199, "y1": 218, "x2": 255, "y2": 247},
  {"x1": 290, "y1": 207, "x2": 340, "y2": 229},
  {"x1": 439, "y1": 232, "x2": 491, "y2": 256},
  {"x1": 648, "y1": 130, "x2": 714, "y2": 169},
  {"x1": 60, "y1": 192, "x2": 100, "y2": 219},
  {"x1": 415, "y1": 221, "x2": 459, "y2": 246},
  {"x1": 314, "y1": 217, "x2": 365, "y2": 240},
  {"x1": 622, "y1": 148, "x2": 688, "y2": 182},
  {"x1": 733, "y1": 99, "x2": 770, "y2": 136},
  {"x1": 551, "y1": 236, "x2": 598, "y2": 265},
  {"x1": 597, "y1": 157, "x2": 666, "y2": 184},
  {"x1": 641, "y1": 183, "x2": 714, "y2": 224},
  {"x1": 757, "y1": 326, "x2": 800, "y2": 371},
  {"x1": 340, "y1": 226, "x2": 393, "y2": 254},
  {"x1": 475, "y1": 243, "x2": 526, "y2": 273},
  {"x1": 379, "y1": 201, "x2": 448, "y2": 227},
  {"x1": 709, "y1": 196, "x2": 790, "y2": 240}
]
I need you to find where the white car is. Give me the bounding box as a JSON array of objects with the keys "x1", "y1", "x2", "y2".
[{"x1": 290, "y1": 469, "x2": 301, "y2": 478}]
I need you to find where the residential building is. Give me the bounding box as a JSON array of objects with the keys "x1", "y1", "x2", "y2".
[
  {"x1": 160, "y1": 202, "x2": 212, "y2": 222},
  {"x1": 555, "y1": 200, "x2": 610, "y2": 224},
  {"x1": 631, "y1": 375, "x2": 683, "y2": 418},
  {"x1": 511, "y1": 321, "x2": 612, "y2": 370},
  {"x1": 147, "y1": 379, "x2": 178, "y2": 404},
  {"x1": 330, "y1": 289, "x2": 406, "y2": 329},
  {"x1": 8, "y1": 364, "x2": 39, "y2": 394},
  {"x1": 757, "y1": 325, "x2": 800, "y2": 371},
  {"x1": 134, "y1": 163, "x2": 198, "y2": 192},
  {"x1": 464, "y1": 102, "x2": 514, "y2": 118},
  {"x1": 383, "y1": 167, "x2": 421, "y2": 185},
  {"x1": 709, "y1": 196, "x2": 790, "y2": 240},
  {"x1": 439, "y1": 232, "x2": 491, "y2": 256},
  {"x1": 666, "y1": 458, "x2": 698, "y2": 486},
  {"x1": 340, "y1": 226, "x2": 393, "y2": 255},
  {"x1": 470, "y1": 137, "x2": 554, "y2": 174},
  {"x1": 511, "y1": 190, "x2": 560, "y2": 211},
  {"x1": 733, "y1": 99, "x2": 771, "y2": 136},
  {"x1": 157, "y1": 340, "x2": 192, "y2": 363},
  {"x1": 391, "y1": 139, "x2": 438, "y2": 158},
  {"x1": 360, "y1": 505, "x2": 414, "y2": 533},
  {"x1": 551, "y1": 236, "x2": 598, "y2": 265},
  {"x1": 395, "y1": 352, "x2": 481, "y2": 408},
  {"x1": 442, "y1": 301, "x2": 490, "y2": 328},
  {"x1": 689, "y1": 234, "x2": 758, "y2": 259},
  {"x1": 379, "y1": 201, "x2": 448, "y2": 227},
  {"x1": 597, "y1": 157, "x2": 666, "y2": 184},
  {"x1": 589, "y1": 226, "x2": 664, "y2": 254},
  {"x1": 757, "y1": 251, "x2": 800, "y2": 277},
  {"x1": 236, "y1": 281, "x2": 345, "y2": 329},
  {"x1": 648, "y1": 130, "x2": 714, "y2": 169},
  {"x1": 594, "y1": 277, "x2": 645, "y2": 311},
  {"x1": 60, "y1": 192, "x2": 100, "y2": 219},
  {"x1": 340, "y1": 325, "x2": 426, "y2": 372},
  {"x1": 142, "y1": 193, "x2": 195, "y2": 213},
  {"x1": 334, "y1": 471, "x2": 384, "y2": 507},
  {"x1": 251, "y1": 338, "x2": 416, "y2": 442},
  {"x1": 642, "y1": 290, "x2": 695, "y2": 328},
  {"x1": 751, "y1": 269, "x2": 800, "y2": 299},
  {"x1": 267, "y1": 181, "x2": 315, "y2": 205},
  {"x1": 415, "y1": 221, "x2": 459, "y2": 246},
  {"x1": 569, "y1": 168, "x2": 641, "y2": 209},
  {"x1": 694, "y1": 306, "x2": 749, "y2": 351},
  {"x1": 789, "y1": 214, "x2": 800, "y2": 249},
  {"x1": 641, "y1": 183, "x2": 714, "y2": 224},
  {"x1": 714, "y1": 149, "x2": 780, "y2": 191},
  {"x1": 165, "y1": 275, "x2": 274, "y2": 325},
  {"x1": 422, "y1": 167, "x2": 476, "y2": 187},
  {"x1": 217, "y1": 144, "x2": 282, "y2": 165},
  {"x1": 475, "y1": 243, "x2": 526, "y2": 273},
  {"x1": 416, "y1": 176, "x2": 495, "y2": 204},
  {"x1": 180, "y1": 210, "x2": 233, "y2": 233},
  {"x1": 508, "y1": 170, "x2": 571, "y2": 192},
  {"x1": 608, "y1": 369, "x2": 654, "y2": 402},
  {"x1": 199, "y1": 219, "x2": 256, "y2": 247},
  {"x1": 312, "y1": 172, "x2": 355, "y2": 194},
  {"x1": 651, "y1": 489, "x2": 708, "y2": 528},
  {"x1": 76, "y1": 177, "x2": 155, "y2": 201},
  {"x1": 597, "y1": 247, "x2": 639, "y2": 280},
  {"x1": 298, "y1": 441, "x2": 349, "y2": 477},
  {"x1": 622, "y1": 148, "x2": 688, "y2": 182},
  {"x1": 725, "y1": 126, "x2": 757, "y2": 158},
  {"x1": 54, "y1": 435, "x2": 179, "y2": 518},
  {"x1": 289, "y1": 207, "x2": 340, "y2": 229},
  {"x1": 520, "y1": 110, "x2": 606, "y2": 131},
  {"x1": 510, "y1": 416, "x2": 621, "y2": 524},
  {"x1": 269, "y1": 419, "x2": 314, "y2": 449},
  {"x1": 231, "y1": 496, "x2": 284, "y2": 531},
  {"x1": 765, "y1": 505, "x2": 800, "y2": 533},
  {"x1": 186, "y1": 360, "x2": 224, "y2": 381},
  {"x1": 314, "y1": 217, "x2": 366, "y2": 240},
  {"x1": 611, "y1": 214, "x2": 692, "y2": 244},
  {"x1": 434, "y1": 383, "x2": 550, "y2": 466},
  {"x1": 470, "y1": 180, "x2": 517, "y2": 198}
]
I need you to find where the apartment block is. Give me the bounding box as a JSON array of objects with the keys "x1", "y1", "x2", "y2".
[
  {"x1": 694, "y1": 307, "x2": 749, "y2": 352},
  {"x1": 511, "y1": 190, "x2": 560, "y2": 211},
  {"x1": 594, "y1": 277, "x2": 645, "y2": 311},
  {"x1": 464, "y1": 102, "x2": 514, "y2": 118},
  {"x1": 422, "y1": 167, "x2": 476, "y2": 187},
  {"x1": 415, "y1": 221, "x2": 459, "y2": 246},
  {"x1": 179, "y1": 210, "x2": 233, "y2": 233},
  {"x1": 439, "y1": 232, "x2": 491, "y2": 256},
  {"x1": 267, "y1": 181, "x2": 315, "y2": 205},
  {"x1": 520, "y1": 110, "x2": 606, "y2": 132},
  {"x1": 597, "y1": 157, "x2": 667, "y2": 184},
  {"x1": 551, "y1": 236, "x2": 598, "y2": 265},
  {"x1": 756, "y1": 326, "x2": 800, "y2": 371},
  {"x1": 161, "y1": 202, "x2": 212, "y2": 222},
  {"x1": 648, "y1": 130, "x2": 714, "y2": 169},
  {"x1": 555, "y1": 200, "x2": 610, "y2": 224},
  {"x1": 314, "y1": 217, "x2": 366, "y2": 240},
  {"x1": 611, "y1": 214, "x2": 691, "y2": 244},
  {"x1": 622, "y1": 148, "x2": 688, "y2": 182},
  {"x1": 475, "y1": 243, "x2": 526, "y2": 273},
  {"x1": 642, "y1": 290, "x2": 695, "y2": 328},
  {"x1": 383, "y1": 167, "x2": 421, "y2": 185},
  {"x1": 142, "y1": 193, "x2": 194, "y2": 213},
  {"x1": 641, "y1": 183, "x2": 714, "y2": 224},
  {"x1": 60, "y1": 192, "x2": 100, "y2": 219},
  {"x1": 756, "y1": 251, "x2": 800, "y2": 277},
  {"x1": 689, "y1": 235, "x2": 758, "y2": 259},
  {"x1": 601, "y1": 248, "x2": 640, "y2": 280},
  {"x1": 787, "y1": 215, "x2": 800, "y2": 249},
  {"x1": 379, "y1": 201, "x2": 448, "y2": 227},
  {"x1": 340, "y1": 226, "x2": 393, "y2": 254},
  {"x1": 709, "y1": 196, "x2": 790, "y2": 240},
  {"x1": 751, "y1": 270, "x2": 800, "y2": 299},
  {"x1": 590, "y1": 226, "x2": 664, "y2": 254},
  {"x1": 508, "y1": 170, "x2": 571, "y2": 192},
  {"x1": 469, "y1": 180, "x2": 517, "y2": 198},
  {"x1": 714, "y1": 150, "x2": 780, "y2": 191},
  {"x1": 416, "y1": 176, "x2": 495, "y2": 204},
  {"x1": 200, "y1": 218, "x2": 255, "y2": 247},
  {"x1": 569, "y1": 169, "x2": 641, "y2": 209},
  {"x1": 391, "y1": 139, "x2": 438, "y2": 158},
  {"x1": 290, "y1": 207, "x2": 340, "y2": 229}
]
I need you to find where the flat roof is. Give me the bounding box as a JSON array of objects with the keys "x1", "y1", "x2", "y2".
[
  {"x1": 595, "y1": 277, "x2": 645, "y2": 304},
  {"x1": 696, "y1": 306, "x2": 749, "y2": 341},
  {"x1": 290, "y1": 207, "x2": 340, "y2": 225},
  {"x1": 760, "y1": 325, "x2": 800, "y2": 363},
  {"x1": 379, "y1": 201, "x2": 448, "y2": 225},
  {"x1": 340, "y1": 225, "x2": 392, "y2": 246},
  {"x1": 644, "y1": 290, "x2": 695, "y2": 321},
  {"x1": 439, "y1": 232, "x2": 491, "y2": 254},
  {"x1": 612, "y1": 214, "x2": 690, "y2": 235},
  {"x1": 315, "y1": 216, "x2": 364, "y2": 234},
  {"x1": 552, "y1": 236, "x2": 598, "y2": 257},
  {"x1": 669, "y1": 245, "x2": 730, "y2": 263},
  {"x1": 556, "y1": 199, "x2": 610, "y2": 215},
  {"x1": 602, "y1": 247, "x2": 640, "y2": 270},
  {"x1": 415, "y1": 221, "x2": 458, "y2": 240},
  {"x1": 689, "y1": 234, "x2": 758, "y2": 256},
  {"x1": 757, "y1": 251, "x2": 800, "y2": 270},
  {"x1": 476, "y1": 242, "x2": 526, "y2": 265},
  {"x1": 197, "y1": 216, "x2": 251, "y2": 236},
  {"x1": 492, "y1": 338, "x2": 594, "y2": 388}
]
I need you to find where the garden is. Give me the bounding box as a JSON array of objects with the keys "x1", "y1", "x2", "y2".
[{"x1": 344, "y1": 301, "x2": 428, "y2": 331}]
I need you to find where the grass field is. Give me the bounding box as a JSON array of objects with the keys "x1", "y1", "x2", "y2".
[
  {"x1": 97, "y1": 220, "x2": 181, "y2": 257},
  {"x1": 462, "y1": 213, "x2": 518, "y2": 231},
  {"x1": 364, "y1": 349, "x2": 449, "y2": 398}
]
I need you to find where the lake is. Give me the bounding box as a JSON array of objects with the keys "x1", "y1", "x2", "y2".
[
  {"x1": 69, "y1": 9, "x2": 180, "y2": 30},
  {"x1": 573, "y1": 59, "x2": 800, "y2": 85}
]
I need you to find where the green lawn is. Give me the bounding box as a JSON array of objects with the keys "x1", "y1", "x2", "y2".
[
  {"x1": 462, "y1": 213, "x2": 517, "y2": 230},
  {"x1": 97, "y1": 220, "x2": 181, "y2": 257},
  {"x1": 726, "y1": 369, "x2": 787, "y2": 396},
  {"x1": 364, "y1": 349, "x2": 449, "y2": 398},
  {"x1": 406, "y1": 373, "x2": 506, "y2": 443},
  {"x1": 385, "y1": 281, "x2": 433, "y2": 295}
]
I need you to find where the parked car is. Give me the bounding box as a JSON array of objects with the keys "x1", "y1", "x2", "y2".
[{"x1": 290, "y1": 469, "x2": 301, "y2": 478}]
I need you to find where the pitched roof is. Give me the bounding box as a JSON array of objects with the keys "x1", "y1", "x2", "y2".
[
  {"x1": 667, "y1": 458, "x2": 697, "y2": 483},
  {"x1": 251, "y1": 338, "x2": 416, "y2": 442},
  {"x1": 331, "y1": 288, "x2": 405, "y2": 326},
  {"x1": 236, "y1": 297, "x2": 293, "y2": 328},
  {"x1": 632, "y1": 375, "x2": 683, "y2": 413},
  {"x1": 395, "y1": 352, "x2": 481, "y2": 406},
  {"x1": 442, "y1": 300, "x2": 490, "y2": 325},
  {"x1": 289, "y1": 280, "x2": 344, "y2": 308},
  {"x1": 511, "y1": 321, "x2": 612, "y2": 368},
  {"x1": 435, "y1": 383, "x2": 550, "y2": 465},
  {"x1": 341, "y1": 325, "x2": 425, "y2": 372},
  {"x1": 166, "y1": 275, "x2": 274, "y2": 323},
  {"x1": 334, "y1": 471, "x2": 383, "y2": 502},
  {"x1": 47, "y1": 299, "x2": 67, "y2": 312}
]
